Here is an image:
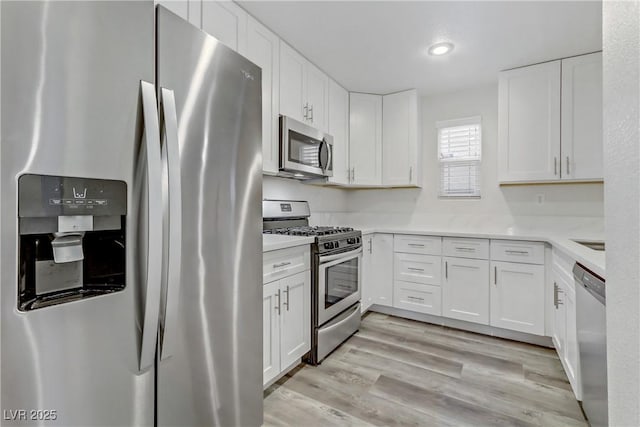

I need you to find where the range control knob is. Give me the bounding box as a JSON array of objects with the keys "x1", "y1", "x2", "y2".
[
  {"x1": 356, "y1": 237, "x2": 361, "y2": 244},
  {"x1": 324, "y1": 242, "x2": 334, "y2": 250},
  {"x1": 347, "y1": 238, "x2": 356, "y2": 244}
]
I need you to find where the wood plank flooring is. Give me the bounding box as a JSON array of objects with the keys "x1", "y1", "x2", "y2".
[{"x1": 264, "y1": 312, "x2": 587, "y2": 426}]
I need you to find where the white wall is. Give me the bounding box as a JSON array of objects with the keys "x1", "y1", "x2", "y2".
[
  {"x1": 603, "y1": 2, "x2": 640, "y2": 425},
  {"x1": 347, "y1": 84, "x2": 604, "y2": 221},
  {"x1": 263, "y1": 175, "x2": 348, "y2": 215}
]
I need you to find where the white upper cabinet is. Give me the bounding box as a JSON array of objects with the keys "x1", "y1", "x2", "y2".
[
  {"x1": 246, "y1": 16, "x2": 280, "y2": 175},
  {"x1": 305, "y1": 62, "x2": 329, "y2": 132},
  {"x1": 499, "y1": 52, "x2": 603, "y2": 183},
  {"x1": 349, "y1": 93, "x2": 383, "y2": 186},
  {"x1": 279, "y1": 41, "x2": 307, "y2": 123},
  {"x1": 382, "y1": 89, "x2": 420, "y2": 187},
  {"x1": 561, "y1": 52, "x2": 603, "y2": 180},
  {"x1": 200, "y1": 1, "x2": 247, "y2": 54},
  {"x1": 498, "y1": 60, "x2": 561, "y2": 183},
  {"x1": 279, "y1": 41, "x2": 329, "y2": 132},
  {"x1": 327, "y1": 79, "x2": 350, "y2": 185}
]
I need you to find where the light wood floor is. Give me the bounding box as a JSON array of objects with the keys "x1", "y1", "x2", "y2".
[{"x1": 263, "y1": 312, "x2": 587, "y2": 427}]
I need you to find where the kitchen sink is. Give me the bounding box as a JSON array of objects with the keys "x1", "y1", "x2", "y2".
[{"x1": 572, "y1": 240, "x2": 605, "y2": 251}]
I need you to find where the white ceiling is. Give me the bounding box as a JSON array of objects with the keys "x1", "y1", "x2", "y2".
[{"x1": 238, "y1": 1, "x2": 603, "y2": 95}]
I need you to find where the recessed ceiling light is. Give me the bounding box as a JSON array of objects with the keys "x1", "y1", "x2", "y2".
[{"x1": 428, "y1": 42, "x2": 454, "y2": 56}]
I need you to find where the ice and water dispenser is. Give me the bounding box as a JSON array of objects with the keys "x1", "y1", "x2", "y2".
[{"x1": 18, "y1": 174, "x2": 127, "y2": 311}]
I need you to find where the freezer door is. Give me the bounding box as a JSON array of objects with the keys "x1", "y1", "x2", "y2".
[
  {"x1": 1, "y1": 1, "x2": 156, "y2": 426},
  {"x1": 156, "y1": 7, "x2": 263, "y2": 427}
]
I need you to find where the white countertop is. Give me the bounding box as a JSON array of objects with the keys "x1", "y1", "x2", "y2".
[
  {"x1": 361, "y1": 225, "x2": 605, "y2": 278},
  {"x1": 263, "y1": 234, "x2": 315, "y2": 252},
  {"x1": 262, "y1": 218, "x2": 605, "y2": 278}
]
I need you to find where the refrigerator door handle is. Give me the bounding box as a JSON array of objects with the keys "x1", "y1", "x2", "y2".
[
  {"x1": 159, "y1": 87, "x2": 182, "y2": 361},
  {"x1": 139, "y1": 80, "x2": 164, "y2": 372}
]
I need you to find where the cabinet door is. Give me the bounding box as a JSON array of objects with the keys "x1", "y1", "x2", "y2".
[
  {"x1": 349, "y1": 93, "x2": 383, "y2": 186},
  {"x1": 201, "y1": 1, "x2": 247, "y2": 54},
  {"x1": 156, "y1": 0, "x2": 189, "y2": 20},
  {"x1": 551, "y1": 271, "x2": 566, "y2": 357},
  {"x1": 263, "y1": 281, "x2": 281, "y2": 386},
  {"x1": 498, "y1": 61, "x2": 561, "y2": 182},
  {"x1": 279, "y1": 41, "x2": 306, "y2": 123},
  {"x1": 361, "y1": 235, "x2": 374, "y2": 313},
  {"x1": 551, "y1": 270, "x2": 567, "y2": 358},
  {"x1": 561, "y1": 52, "x2": 603, "y2": 180},
  {"x1": 490, "y1": 261, "x2": 545, "y2": 335},
  {"x1": 563, "y1": 277, "x2": 581, "y2": 399},
  {"x1": 246, "y1": 17, "x2": 280, "y2": 175},
  {"x1": 280, "y1": 271, "x2": 311, "y2": 368},
  {"x1": 382, "y1": 89, "x2": 419, "y2": 186},
  {"x1": 371, "y1": 233, "x2": 394, "y2": 306},
  {"x1": 327, "y1": 79, "x2": 350, "y2": 185},
  {"x1": 442, "y1": 257, "x2": 489, "y2": 325},
  {"x1": 306, "y1": 63, "x2": 329, "y2": 132}
]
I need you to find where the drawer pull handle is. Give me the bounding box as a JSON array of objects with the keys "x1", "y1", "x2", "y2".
[
  {"x1": 407, "y1": 296, "x2": 425, "y2": 303},
  {"x1": 455, "y1": 247, "x2": 475, "y2": 252},
  {"x1": 273, "y1": 261, "x2": 291, "y2": 269},
  {"x1": 283, "y1": 286, "x2": 290, "y2": 311},
  {"x1": 275, "y1": 289, "x2": 281, "y2": 314},
  {"x1": 494, "y1": 266, "x2": 497, "y2": 285},
  {"x1": 407, "y1": 267, "x2": 425, "y2": 272},
  {"x1": 505, "y1": 250, "x2": 529, "y2": 255},
  {"x1": 408, "y1": 243, "x2": 425, "y2": 247}
]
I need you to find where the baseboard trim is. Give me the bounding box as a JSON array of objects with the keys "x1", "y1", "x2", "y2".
[{"x1": 367, "y1": 304, "x2": 554, "y2": 348}]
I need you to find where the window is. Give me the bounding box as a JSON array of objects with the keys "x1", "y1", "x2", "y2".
[{"x1": 437, "y1": 116, "x2": 481, "y2": 198}]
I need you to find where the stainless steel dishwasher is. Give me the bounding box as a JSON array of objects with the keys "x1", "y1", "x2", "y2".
[{"x1": 573, "y1": 263, "x2": 607, "y2": 427}]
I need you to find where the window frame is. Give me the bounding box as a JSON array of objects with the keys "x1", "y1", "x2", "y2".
[{"x1": 436, "y1": 116, "x2": 482, "y2": 199}]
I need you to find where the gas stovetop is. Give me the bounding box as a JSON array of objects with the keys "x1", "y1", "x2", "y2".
[{"x1": 263, "y1": 225, "x2": 355, "y2": 237}]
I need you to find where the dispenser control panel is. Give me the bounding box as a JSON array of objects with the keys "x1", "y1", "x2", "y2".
[{"x1": 18, "y1": 174, "x2": 127, "y2": 217}]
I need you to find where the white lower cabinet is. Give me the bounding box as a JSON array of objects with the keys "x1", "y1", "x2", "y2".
[
  {"x1": 262, "y1": 280, "x2": 281, "y2": 385},
  {"x1": 279, "y1": 272, "x2": 312, "y2": 368},
  {"x1": 442, "y1": 256, "x2": 490, "y2": 325},
  {"x1": 552, "y1": 251, "x2": 582, "y2": 400},
  {"x1": 490, "y1": 261, "x2": 545, "y2": 335},
  {"x1": 393, "y1": 281, "x2": 441, "y2": 316},
  {"x1": 362, "y1": 234, "x2": 394, "y2": 311},
  {"x1": 263, "y1": 247, "x2": 311, "y2": 388}
]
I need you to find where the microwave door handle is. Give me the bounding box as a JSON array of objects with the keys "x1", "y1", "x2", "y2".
[
  {"x1": 159, "y1": 88, "x2": 182, "y2": 361},
  {"x1": 139, "y1": 81, "x2": 163, "y2": 372},
  {"x1": 318, "y1": 140, "x2": 328, "y2": 171},
  {"x1": 325, "y1": 140, "x2": 333, "y2": 173}
]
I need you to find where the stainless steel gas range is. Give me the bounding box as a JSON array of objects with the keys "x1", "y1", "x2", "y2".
[{"x1": 263, "y1": 200, "x2": 362, "y2": 364}]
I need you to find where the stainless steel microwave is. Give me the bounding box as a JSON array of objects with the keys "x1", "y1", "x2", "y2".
[{"x1": 279, "y1": 115, "x2": 333, "y2": 179}]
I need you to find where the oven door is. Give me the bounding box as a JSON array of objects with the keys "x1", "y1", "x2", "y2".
[
  {"x1": 318, "y1": 247, "x2": 362, "y2": 326},
  {"x1": 281, "y1": 116, "x2": 333, "y2": 177}
]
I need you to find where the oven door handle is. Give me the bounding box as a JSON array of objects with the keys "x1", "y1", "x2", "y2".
[{"x1": 319, "y1": 247, "x2": 362, "y2": 264}]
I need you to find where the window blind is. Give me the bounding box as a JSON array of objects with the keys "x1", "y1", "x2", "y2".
[{"x1": 437, "y1": 117, "x2": 481, "y2": 198}]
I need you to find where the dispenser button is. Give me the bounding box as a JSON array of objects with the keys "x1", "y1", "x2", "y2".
[{"x1": 49, "y1": 199, "x2": 62, "y2": 205}]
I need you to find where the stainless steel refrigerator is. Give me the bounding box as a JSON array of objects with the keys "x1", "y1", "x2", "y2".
[{"x1": 0, "y1": 2, "x2": 263, "y2": 426}]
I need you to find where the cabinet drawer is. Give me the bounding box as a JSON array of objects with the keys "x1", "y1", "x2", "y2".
[
  {"x1": 442, "y1": 237, "x2": 489, "y2": 259},
  {"x1": 394, "y1": 234, "x2": 441, "y2": 255},
  {"x1": 491, "y1": 240, "x2": 545, "y2": 265},
  {"x1": 393, "y1": 281, "x2": 442, "y2": 316},
  {"x1": 394, "y1": 253, "x2": 441, "y2": 285},
  {"x1": 263, "y1": 246, "x2": 310, "y2": 284}
]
